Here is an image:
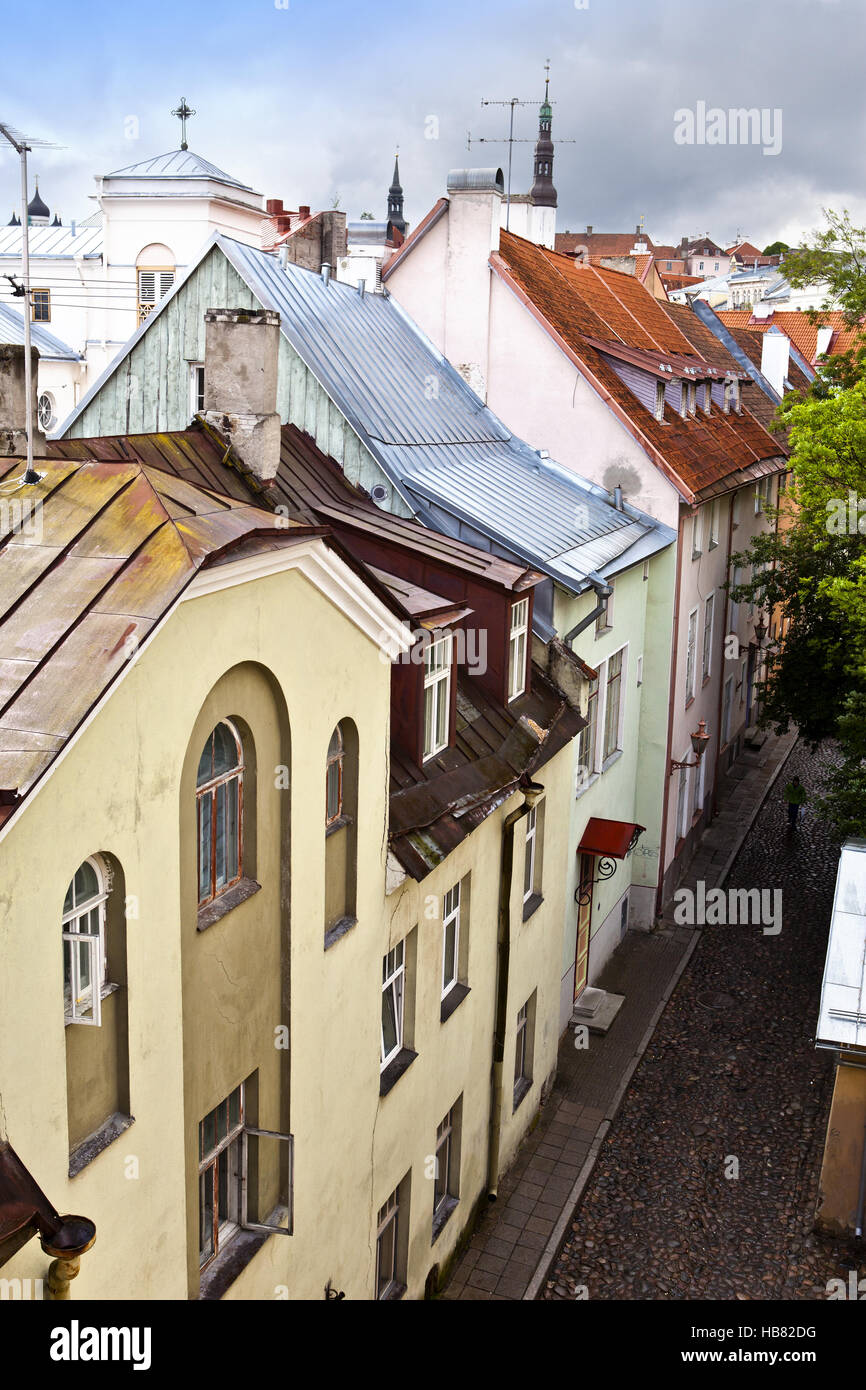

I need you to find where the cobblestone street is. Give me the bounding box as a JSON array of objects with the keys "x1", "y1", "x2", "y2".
[{"x1": 545, "y1": 740, "x2": 864, "y2": 1301}]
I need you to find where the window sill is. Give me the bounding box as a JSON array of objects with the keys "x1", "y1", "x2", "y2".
[
  {"x1": 594, "y1": 626, "x2": 613, "y2": 640},
  {"x1": 522, "y1": 892, "x2": 544, "y2": 923},
  {"x1": 379, "y1": 1047, "x2": 418, "y2": 1098},
  {"x1": 576, "y1": 771, "x2": 599, "y2": 799},
  {"x1": 69, "y1": 1111, "x2": 134, "y2": 1178},
  {"x1": 324, "y1": 915, "x2": 358, "y2": 951},
  {"x1": 379, "y1": 1281, "x2": 407, "y2": 1302},
  {"x1": 513, "y1": 1077, "x2": 532, "y2": 1113},
  {"x1": 197, "y1": 877, "x2": 261, "y2": 933},
  {"x1": 432, "y1": 1195, "x2": 459, "y2": 1243},
  {"x1": 440, "y1": 981, "x2": 470, "y2": 1023},
  {"x1": 684, "y1": 696, "x2": 696, "y2": 711},
  {"x1": 600, "y1": 748, "x2": 623, "y2": 774},
  {"x1": 198, "y1": 1206, "x2": 290, "y2": 1301},
  {"x1": 325, "y1": 813, "x2": 352, "y2": 839},
  {"x1": 708, "y1": 540, "x2": 718, "y2": 551},
  {"x1": 701, "y1": 674, "x2": 712, "y2": 689},
  {"x1": 64, "y1": 979, "x2": 119, "y2": 1027}
]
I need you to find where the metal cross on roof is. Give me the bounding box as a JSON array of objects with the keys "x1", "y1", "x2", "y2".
[{"x1": 171, "y1": 98, "x2": 196, "y2": 151}]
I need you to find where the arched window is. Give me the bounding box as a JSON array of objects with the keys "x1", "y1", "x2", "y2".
[
  {"x1": 324, "y1": 719, "x2": 358, "y2": 946},
  {"x1": 136, "y1": 242, "x2": 176, "y2": 324},
  {"x1": 62, "y1": 856, "x2": 110, "y2": 1026},
  {"x1": 326, "y1": 725, "x2": 344, "y2": 826},
  {"x1": 197, "y1": 721, "x2": 244, "y2": 906}
]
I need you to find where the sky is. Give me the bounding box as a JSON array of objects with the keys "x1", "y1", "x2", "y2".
[{"x1": 1, "y1": 0, "x2": 864, "y2": 250}]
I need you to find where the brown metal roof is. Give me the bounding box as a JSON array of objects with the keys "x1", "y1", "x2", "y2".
[{"x1": 0, "y1": 451, "x2": 322, "y2": 809}]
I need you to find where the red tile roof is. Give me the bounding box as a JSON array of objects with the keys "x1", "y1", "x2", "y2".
[
  {"x1": 493, "y1": 231, "x2": 787, "y2": 501},
  {"x1": 555, "y1": 231, "x2": 654, "y2": 259},
  {"x1": 716, "y1": 309, "x2": 865, "y2": 361}
]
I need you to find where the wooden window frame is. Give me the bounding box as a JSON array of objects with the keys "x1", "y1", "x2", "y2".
[
  {"x1": 198, "y1": 1083, "x2": 245, "y2": 1271},
  {"x1": 433, "y1": 1107, "x2": 458, "y2": 1221},
  {"x1": 577, "y1": 673, "x2": 599, "y2": 783},
  {"x1": 514, "y1": 1002, "x2": 529, "y2": 1093},
  {"x1": 31, "y1": 287, "x2": 50, "y2": 322},
  {"x1": 602, "y1": 647, "x2": 625, "y2": 761},
  {"x1": 196, "y1": 721, "x2": 244, "y2": 908},
  {"x1": 326, "y1": 725, "x2": 344, "y2": 827},
  {"x1": 702, "y1": 593, "x2": 715, "y2": 683},
  {"x1": 685, "y1": 608, "x2": 698, "y2": 705}
]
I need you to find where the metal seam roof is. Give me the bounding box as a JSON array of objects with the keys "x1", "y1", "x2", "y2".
[{"x1": 0, "y1": 302, "x2": 81, "y2": 360}]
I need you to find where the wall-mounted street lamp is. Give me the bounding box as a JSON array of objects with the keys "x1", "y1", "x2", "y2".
[
  {"x1": 754, "y1": 615, "x2": 767, "y2": 646},
  {"x1": 670, "y1": 719, "x2": 710, "y2": 773}
]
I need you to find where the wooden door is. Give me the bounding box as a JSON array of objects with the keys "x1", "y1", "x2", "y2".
[{"x1": 574, "y1": 853, "x2": 594, "y2": 1001}]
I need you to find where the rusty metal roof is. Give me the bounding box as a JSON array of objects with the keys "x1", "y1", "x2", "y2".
[
  {"x1": 0, "y1": 447, "x2": 320, "y2": 812},
  {"x1": 47, "y1": 421, "x2": 584, "y2": 880}
]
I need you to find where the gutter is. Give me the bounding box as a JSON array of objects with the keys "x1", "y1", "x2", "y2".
[{"x1": 488, "y1": 780, "x2": 546, "y2": 1197}]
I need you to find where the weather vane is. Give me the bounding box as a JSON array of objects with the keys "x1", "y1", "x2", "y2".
[{"x1": 171, "y1": 98, "x2": 196, "y2": 151}]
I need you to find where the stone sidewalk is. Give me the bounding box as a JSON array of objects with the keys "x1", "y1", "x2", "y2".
[{"x1": 442, "y1": 727, "x2": 800, "y2": 1301}]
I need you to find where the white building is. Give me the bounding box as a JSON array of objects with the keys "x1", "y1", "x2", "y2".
[{"x1": 0, "y1": 130, "x2": 265, "y2": 402}]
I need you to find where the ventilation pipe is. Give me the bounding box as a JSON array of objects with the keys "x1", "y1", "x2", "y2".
[{"x1": 321, "y1": 263, "x2": 331, "y2": 287}]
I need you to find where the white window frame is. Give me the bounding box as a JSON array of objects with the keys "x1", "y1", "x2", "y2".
[
  {"x1": 709, "y1": 498, "x2": 720, "y2": 547},
  {"x1": 693, "y1": 746, "x2": 706, "y2": 816},
  {"x1": 654, "y1": 379, "x2": 666, "y2": 421},
  {"x1": 691, "y1": 512, "x2": 702, "y2": 558},
  {"x1": 523, "y1": 807, "x2": 537, "y2": 905},
  {"x1": 507, "y1": 598, "x2": 529, "y2": 701},
  {"x1": 685, "y1": 607, "x2": 698, "y2": 704},
  {"x1": 441, "y1": 883, "x2": 461, "y2": 998},
  {"x1": 62, "y1": 856, "x2": 110, "y2": 1027},
  {"x1": 577, "y1": 672, "x2": 599, "y2": 787},
  {"x1": 702, "y1": 593, "x2": 715, "y2": 683},
  {"x1": 433, "y1": 1106, "x2": 458, "y2": 1225},
  {"x1": 380, "y1": 941, "x2": 405, "y2": 1069},
  {"x1": 600, "y1": 645, "x2": 627, "y2": 765},
  {"x1": 423, "y1": 632, "x2": 453, "y2": 761},
  {"x1": 722, "y1": 677, "x2": 734, "y2": 743},
  {"x1": 137, "y1": 267, "x2": 175, "y2": 324},
  {"x1": 676, "y1": 758, "x2": 690, "y2": 840},
  {"x1": 376, "y1": 1188, "x2": 401, "y2": 1299},
  {"x1": 189, "y1": 362, "x2": 205, "y2": 418}
]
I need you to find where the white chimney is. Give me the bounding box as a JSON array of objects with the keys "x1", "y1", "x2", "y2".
[
  {"x1": 203, "y1": 308, "x2": 282, "y2": 483},
  {"x1": 443, "y1": 168, "x2": 504, "y2": 401},
  {"x1": 760, "y1": 331, "x2": 790, "y2": 397}
]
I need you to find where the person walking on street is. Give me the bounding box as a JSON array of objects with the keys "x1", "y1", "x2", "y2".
[{"x1": 784, "y1": 774, "x2": 807, "y2": 829}]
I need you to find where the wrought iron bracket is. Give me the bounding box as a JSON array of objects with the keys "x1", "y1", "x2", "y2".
[{"x1": 575, "y1": 856, "x2": 616, "y2": 907}]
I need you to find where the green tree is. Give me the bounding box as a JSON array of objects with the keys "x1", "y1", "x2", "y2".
[
  {"x1": 762, "y1": 240, "x2": 789, "y2": 256},
  {"x1": 782, "y1": 209, "x2": 866, "y2": 391},
  {"x1": 730, "y1": 378, "x2": 866, "y2": 833}
]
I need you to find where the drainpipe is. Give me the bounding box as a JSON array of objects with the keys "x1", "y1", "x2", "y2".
[
  {"x1": 855, "y1": 1119, "x2": 866, "y2": 1238},
  {"x1": 562, "y1": 577, "x2": 612, "y2": 646},
  {"x1": 40, "y1": 1215, "x2": 97, "y2": 1299},
  {"x1": 487, "y1": 780, "x2": 546, "y2": 1198},
  {"x1": 654, "y1": 511, "x2": 685, "y2": 919}
]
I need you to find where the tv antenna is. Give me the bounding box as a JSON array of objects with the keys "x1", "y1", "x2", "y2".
[
  {"x1": 467, "y1": 63, "x2": 575, "y2": 230},
  {"x1": 0, "y1": 122, "x2": 63, "y2": 481}
]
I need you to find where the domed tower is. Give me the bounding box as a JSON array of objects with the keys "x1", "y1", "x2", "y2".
[
  {"x1": 386, "y1": 154, "x2": 407, "y2": 238},
  {"x1": 529, "y1": 73, "x2": 557, "y2": 209},
  {"x1": 27, "y1": 179, "x2": 50, "y2": 226}
]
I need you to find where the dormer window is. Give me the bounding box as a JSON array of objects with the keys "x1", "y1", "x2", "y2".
[
  {"x1": 508, "y1": 598, "x2": 529, "y2": 701},
  {"x1": 423, "y1": 632, "x2": 453, "y2": 761},
  {"x1": 701, "y1": 382, "x2": 712, "y2": 414},
  {"x1": 724, "y1": 379, "x2": 739, "y2": 413}
]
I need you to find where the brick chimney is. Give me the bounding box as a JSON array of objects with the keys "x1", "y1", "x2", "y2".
[
  {"x1": 202, "y1": 309, "x2": 281, "y2": 483},
  {"x1": 0, "y1": 344, "x2": 47, "y2": 457}
]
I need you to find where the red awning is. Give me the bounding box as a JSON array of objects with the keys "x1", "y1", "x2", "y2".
[{"x1": 578, "y1": 817, "x2": 645, "y2": 860}]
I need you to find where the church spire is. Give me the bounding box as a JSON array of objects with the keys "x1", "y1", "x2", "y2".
[
  {"x1": 530, "y1": 63, "x2": 557, "y2": 209},
  {"x1": 387, "y1": 151, "x2": 406, "y2": 236}
]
